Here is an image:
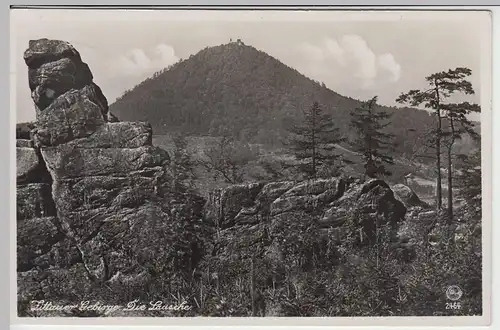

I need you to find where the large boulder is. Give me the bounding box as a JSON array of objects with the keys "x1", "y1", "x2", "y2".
[
  {"x1": 41, "y1": 145, "x2": 169, "y2": 178},
  {"x1": 16, "y1": 145, "x2": 51, "y2": 184},
  {"x1": 23, "y1": 39, "x2": 111, "y2": 147},
  {"x1": 24, "y1": 39, "x2": 104, "y2": 113},
  {"x1": 270, "y1": 178, "x2": 346, "y2": 215},
  {"x1": 205, "y1": 178, "x2": 348, "y2": 229},
  {"x1": 324, "y1": 179, "x2": 407, "y2": 244},
  {"x1": 33, "y1": 85, "x2": 108, "y2": 146},
  {"x1": 16, "y1": 122, "x2": 36, "y2": 140},
  {"x1": 392, "y1": 183, "x2": 430, "y2": 209},
  {"x1": 16, "y1": 147, "x2": 41, "y2": 183},
  {"x1": 204, "y1": 177, "x2": 407, "y2": 262},
  {"x1": 28, "y1": 58, "x2": 93, "y2": 104},
  {"x1": 205, "y1": 182, "x2": 265, "y2": 229},
  {"x1": 24, "y1": 39, "x2": 82, "y2": 68},
  {"x1": 59, "y1": 121, "x2": 152, "y2": 149}
]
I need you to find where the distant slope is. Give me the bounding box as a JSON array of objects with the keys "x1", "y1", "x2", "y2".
[
  {"x1": 152, "y1": 133, "x2": 441, "y2": 203},
  {"x1": 110, "y1": 41, "x2": 478, "y2": 161}
]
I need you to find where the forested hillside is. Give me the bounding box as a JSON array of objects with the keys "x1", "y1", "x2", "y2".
[{"x1": 110, "y1": 41, "x2": 472, "y2": 161}]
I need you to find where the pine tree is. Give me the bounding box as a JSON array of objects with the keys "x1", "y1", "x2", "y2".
[
  {"x1": 397, "y1": 67, "x2": 477, "y2": 212},
  {"x1": 455, "y1": 148, "x2": 481, "y2": 218},
  {"x1": 441, "y1": 101, "x2": 480, "y2": 221},
  {"x1": 350, "y1": 96, "x2": 394, "y2": 179},
  {"x1": 171, "y1": 133, "x2": 197, "y2": 193},
  {"x1": 286, "y1": 101, "x2": 345, "y2": 179}
]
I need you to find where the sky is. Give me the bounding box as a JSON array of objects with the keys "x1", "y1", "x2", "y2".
[{"x1": 11, "y1": 9, "x2": 490, "y2": 123}]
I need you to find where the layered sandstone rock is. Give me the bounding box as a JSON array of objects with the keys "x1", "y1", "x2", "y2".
[
  {"x1": 24, "y1": 39, "x2": 109, "y2": 147},
  {"x1": 17, "y1": 39, "x2": 205, "y2": 316},
  {"x1": 205, "y1": 178, "x2": 407, "y2": 261}
]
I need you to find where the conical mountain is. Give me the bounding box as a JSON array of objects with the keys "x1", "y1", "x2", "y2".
[{"x1": 110, "y1": 41, "x2": 436, "y2": 156}]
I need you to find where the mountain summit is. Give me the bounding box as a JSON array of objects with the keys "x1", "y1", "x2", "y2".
[{"x1": 110, "y1": 41, "x2": 435, "y2": 155}]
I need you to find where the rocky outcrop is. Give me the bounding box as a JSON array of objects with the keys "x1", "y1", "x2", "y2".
[
  {"x1": 16, "y1": 39, "x2": 205, "y2": 316},
  {"x1": 205, "y1": 178, "x2": 348, "y2": 228},
  {"x1": 205, "y1": 178, "x2": 407, "y2": 260},
  {"x1": 392, "y1": 183, "x2": 430, "y2": 209},
  {"x1": 24, "y1": 39, "x2": 106, "y2": 113},
  {"x1": 24, "y1": 39, "x2": 110, "y2": 147}
]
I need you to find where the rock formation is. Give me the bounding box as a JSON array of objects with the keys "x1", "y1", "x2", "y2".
[
  {"x1": 204, "y1": 178, "x2": 407, "y2": 259},
  {"x1": 392, "y1": 183, "x2": 430, "y2": 209},
  {"x1": 17, "y1": 39, "x2": 206, "y2": 316}
]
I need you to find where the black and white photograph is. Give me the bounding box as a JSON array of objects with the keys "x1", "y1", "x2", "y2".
[{"x1": 11, "y1": 7, "x2": 492, "y2": 323}]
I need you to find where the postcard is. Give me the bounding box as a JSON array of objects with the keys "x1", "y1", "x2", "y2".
[{"x1": 10, "y1": 7, "x2": 493, "y2": 327}]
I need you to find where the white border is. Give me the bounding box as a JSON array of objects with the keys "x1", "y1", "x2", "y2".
[{"x1": 9, "y1": 5, "x2": 496, "y2": 328}]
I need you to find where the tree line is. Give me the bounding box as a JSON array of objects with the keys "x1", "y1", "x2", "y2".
[
  {"x1": 171, "y1": 67, "x2": 481, "y2": 224},
  {"x1": 397, "y1": 67, "x2": 480, "y2": 222}
]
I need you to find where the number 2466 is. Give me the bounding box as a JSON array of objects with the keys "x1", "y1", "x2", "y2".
[{"x1": 446, "y1": 302, "x2": 461, "y2": 310}]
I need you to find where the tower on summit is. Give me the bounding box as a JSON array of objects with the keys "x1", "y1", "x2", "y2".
[{"x1": 229, "y1": 38, "x2": 244, "y2": 45}]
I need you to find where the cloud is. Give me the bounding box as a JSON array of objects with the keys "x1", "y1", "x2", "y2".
[
  {"x1": 297, "y1": 34, "x2": 401, "y2": 90},
  {"x1": 376, "y1": 53, "x2": 401, "y2": 82},
  {"x1": 107, "y1": 43, "x2": 179, "y2": 77},
  {"x1": 155, "y1": 44, "x2": 178, "y2": 65},
  {"x1": 340, "y1": 35, "x2": 377, "y2": 84}
]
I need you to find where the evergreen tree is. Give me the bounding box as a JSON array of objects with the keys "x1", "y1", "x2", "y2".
[
  {"x1": 171, "y1": 133, "x2": 197, "y2": 193},
  {"x1": 441, "y1": 101, "x2": 480, "y2": 221},
  {"x1": 286, "y1": 101, "x2": 344, "y2": 179},
  {"x1": 349, "y1": 96, "x2": 394, "y2": 179},
  {"x1": 397, "y1": 67, "x2": 477, "y2": 212},
  {"x1": 455, "y1": 148, "x2": 481, "y2": 218}
]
